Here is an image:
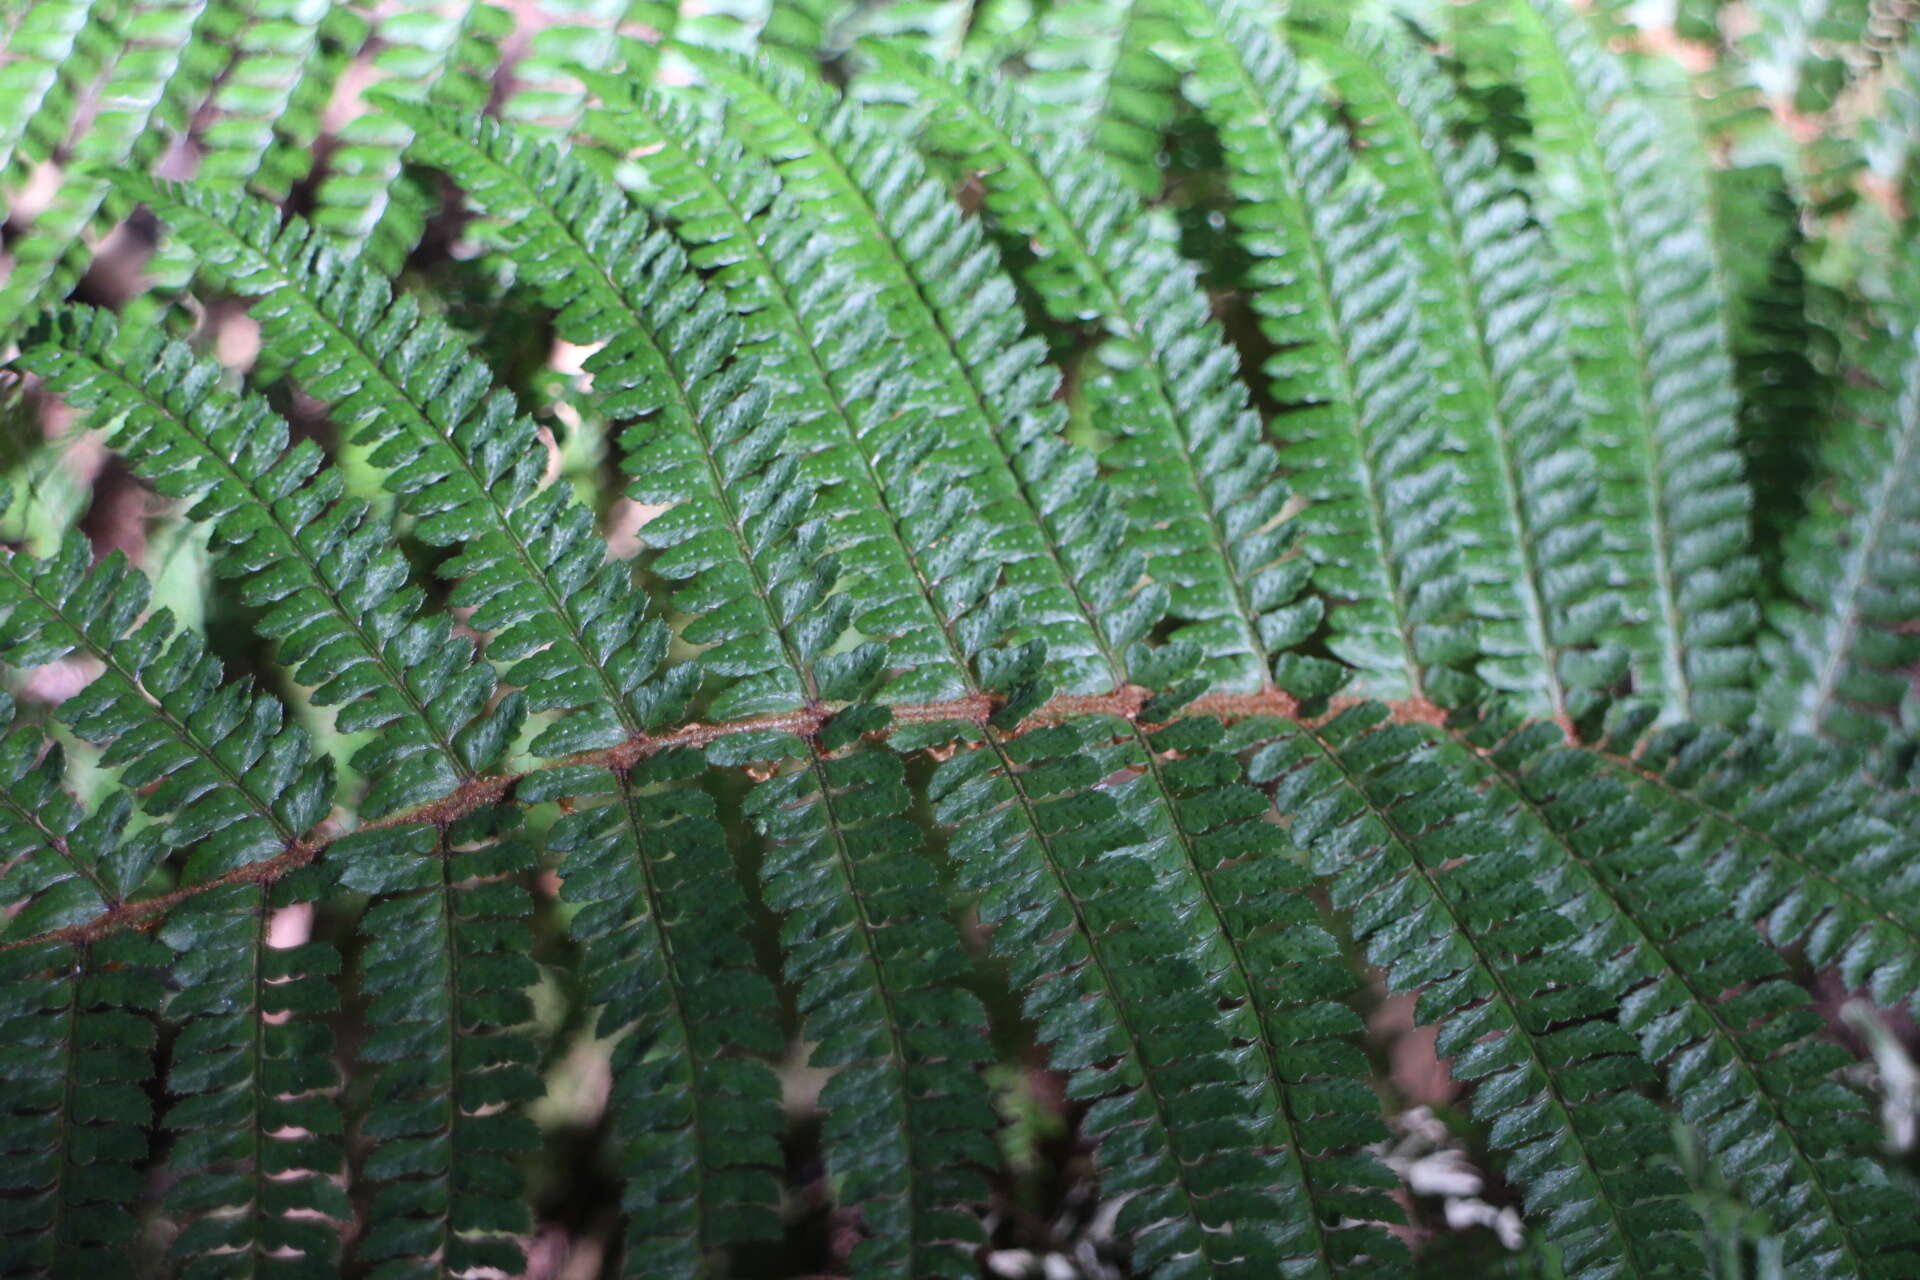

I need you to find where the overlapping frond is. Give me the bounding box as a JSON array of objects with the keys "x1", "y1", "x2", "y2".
[
  {"x1": 1598, "y1": 710, "x2": 1920, "y2": 1016},
  {"x1": 579, "y1": 77, "x2": 1008, "y2": 706},
  {"x1": 741, "y1": 716, "x2": 1000, "y2": 1279},
  {"x1": 1760, "y1": 321, "x2": 1920, "y2": 757},
  {"x1": 934, "y1": 714, "x2": 1409, "y2": 1278},
  {"x1": 195, "y1": 0, "x2": 366, "y2": 196},
  {"x1": 0, "y1": 696, "x2": 166, "y2": 1271},
  {"x1": 161, "y1": 872, "x2": 348, "y2": 1278},
  {"x1": 390, "y1": 105, "x2": 882, "y2": 720},
  {"x1": 1467, "y1": 0, "x2": 1758, "y2": 725},
  {"x1": 18, "y1": 306, "x2": 515, "y2": 817},
  {"x1": 116, "y1": 172, "x2": 692, "y2": 757},
  {"x1": 1, "y1": 920, "x2": 167, "y2": 1275},
  {"x1": 1292, "y1": 17, "x2": 1625, "y2": 727},
  {"x1": 0, "y1": 0, "x2": 226, "y2": 339},
  {"x1": 1181, "y1": 1, "x2": 1479, "y2": 709},
  {"x1": 854, "y1": 49, "x2": 1333, "y2": 699},
  {"x1": 1247, "y1": 705, "x2": 1705, "y2": 1278},
  {"x1": 308, "y1": 0, "x2": 508, "y2": 272}
]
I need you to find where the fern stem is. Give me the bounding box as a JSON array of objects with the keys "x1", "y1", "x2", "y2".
[{"x1": 0, "y1": 685, "x2": 1446, "y2": 954}]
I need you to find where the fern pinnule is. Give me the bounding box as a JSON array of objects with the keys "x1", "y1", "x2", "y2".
[
  {"x1": 0, "y1": 0, "x2": 225, "y2": 340},
  {"x1": 0, "y1": 523, "x2": 333, "y2": 880},
  {"x1": 643, "y1": 49, "x2": 1121, "y2": 696},
  {"x1": 1599, "y1": 714, "x2": 1920, "y2": 1015},
  {"x1": 307, "y1": 0, "x2": 508, "y2": 274},
  {"x1": 1017, "y1": 0, "x2": 1185, "y2": 195},
  {"x1": 161, "y1": 872, "x2": 349, "y2": 1278},
  {"x1": 392, "y1": 104, "x2": 884, "y2": 720},
  {"x1": 1, "y1": 925, "x2": 169, "y2": 1275},
  {"x1": 1447, "y1": 709, "x2": 1920, "y2": 1275},
  {"x1": 194, "y1": 0, "x2": 367, "y2": 197},
  {"x1": 19, "y1": 306, "x2": 516, "y2": 818},
  {"x1": 538, "y1": 754, "x2": 788, "y2": 1271},
  {"x1": 742, "y1": 717, "x2": 1001, "y2": 1279}
]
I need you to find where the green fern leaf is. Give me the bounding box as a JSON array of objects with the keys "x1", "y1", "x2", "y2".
[
  {"x1": 1445, "y1": 708, "x2": 1920, "y2": 1275},
  {"x1": 852, "y1": 48, "x2": 1336, "y2": 700},
  {"x1": 537, "y1": 754, "x2": 788, "y2": 1273},
  {"x1": 18, "y1": 306, "x2": 517, "y2": 818},
  {"x1": 1760, "y1": 322, "x2": 1920, "y2": 756},
  {"x1": 330, "y1": 809, "x2": 540, "y2": 1276},
  {"x1": 1019, "y1": 0, "x2": 1185, "y2": 194},
  {"x1": 1464, "y1": 0, "x2": 1759, "y2": 726},
  {"x1": 0, "y1": 521, "x2": 333, "y2": 879},
  {"x1": 1248, "y1": 705, "x2": 1707, "y2": 1278},
  {"x1": 160, "y1": 871, "x2": 349, "y2": 1278},
  {"x1": 1289, "y1": 17, "x2": 1627, "y2": 727},
  {"x1": 114, "y1": 172, "x2": 695, "y2": 758},
  {"x1": 741, "y1": 721, "x2": 1000, "y2": 1279}
]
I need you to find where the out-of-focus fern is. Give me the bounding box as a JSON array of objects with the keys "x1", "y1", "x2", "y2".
[{"x1": 1, "y1": 2, "x2": 1917, "y2": 1277}]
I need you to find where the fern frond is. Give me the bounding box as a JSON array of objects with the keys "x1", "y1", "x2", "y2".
[
  {"x1": 0, "y1": 693, "x2": 163, "y2": 941},
  {"x1": 852, "y1": 49, "x2": 1334, "y2": 700},
  {"x1": 1292, "y1": 18, "x2": 1626, "y2": 728},
  {"x1": 160, "y1": 872, "x2": 349, "y2": 1277},
  {"x1": 741, "y1": 719, "x2": 999, "y2": 1278},
  {"x1": 330, "y1": 809, "x2": 540, "y2": 1276},
  {"x1": 1019, "y1": 0, "x2": 1184, "y2": 194},
  {"x1": 614, "y1": 53, "x2": 1123, "y2": 696},
  {"x1": 1181, "y1": 1, "x2": 1480, "y2": 709},
  {"x1": 118, "y1": 173, "x2": 694, "y2": 758},
  {"x1": 1446, "y1": 709, "x2": 1920, "y2": 1276},
  {"x1": 390, "y1": 105, "x2": 885, "y2": 720},
  {"x1": 1247, "y1": 705, "x2": 1706, "y2": 1278},
  {"x1": 0, "y1": 521, "x2": 333, "y2": 879},
  {"x1": 0, "y1": 0, "x2": 119, "y2": 190},
  {"x1": 537, "y1": 754, "x2": 787, "y2": 1273},
  {"x1": 0, "y1": 699, "x2": 167, "y2": 1273},
  {"x1": 1471, "y1": 0, "x2": 1759, "y2": 725},
  {"x1": 576, "y1": 78, "x2": 1011, "y2": 707},
  {"x1": 1760, "y1": 322, "x2": 1920, "y2": 755},
  {"x1": 18, "y1": 306, "x2": 517, "y2": 818}
]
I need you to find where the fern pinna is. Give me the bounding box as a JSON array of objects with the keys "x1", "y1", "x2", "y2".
[{"x1": 1, "y1": 0, "x2": 1917, "y2": 1276}]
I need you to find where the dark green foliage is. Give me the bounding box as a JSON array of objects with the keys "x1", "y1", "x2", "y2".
[{"x1": 1, "y1": 2, "x2": 1917, "y2": 1277}]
